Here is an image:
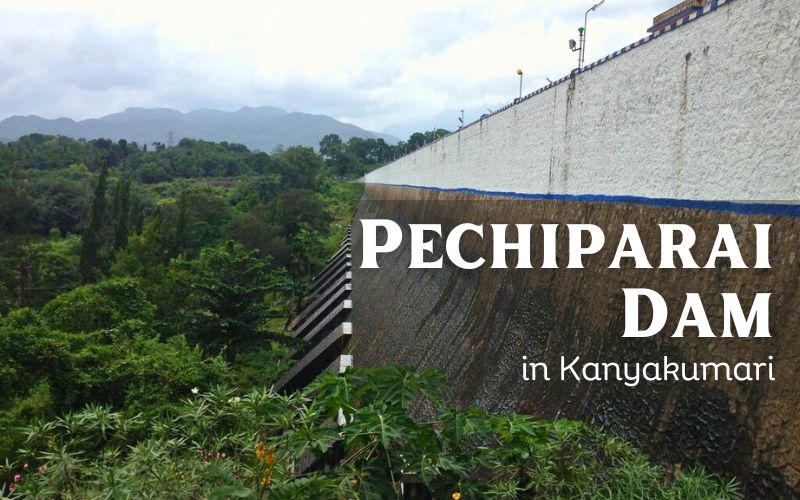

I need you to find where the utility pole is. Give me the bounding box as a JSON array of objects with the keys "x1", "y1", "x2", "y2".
[{"x1": 168, "y1": 129, "x2": 174, "y2": 148}]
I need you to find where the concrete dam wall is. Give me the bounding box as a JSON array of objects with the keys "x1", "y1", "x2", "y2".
[
  {"x1": 366, "y1": 0, "x2": 799, "y2": 203},
  {"x1": 344, "y1": 0, "x2": 800, "y2": 496}
]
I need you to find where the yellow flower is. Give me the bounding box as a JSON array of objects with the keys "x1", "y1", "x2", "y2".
[
  {"x1": 452, "y1": 492, "x2": 462, "y2": 500},
  {"x1": 264, "y1": 445, "x2": 276, "y2": 465},
  {"x1": 256, "y1": 443, "x2": 277, "y2": 489}
]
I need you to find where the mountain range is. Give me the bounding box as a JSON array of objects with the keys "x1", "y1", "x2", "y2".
[{"x1": 0, "y1": 106, "x2": 397, "y2": 151}]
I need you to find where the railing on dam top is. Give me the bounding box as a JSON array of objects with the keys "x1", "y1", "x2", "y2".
[{"x1": 392, "y1": 0, "x2": 738, "y2": 161}]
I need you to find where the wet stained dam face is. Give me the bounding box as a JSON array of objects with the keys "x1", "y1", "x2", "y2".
[
  {"x1": 348, "y1": 186, "x2": 800, "y2": 496},
  {"x1": 331, "y1": 0, "x2": 800, "y2": 496}
]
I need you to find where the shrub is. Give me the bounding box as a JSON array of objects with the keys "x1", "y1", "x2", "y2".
[
  {"x1": 40, "y1": 278, "x2": 155, "y2": 333},
  {"x1": 7, "y1": 367, "x2": 741, "y2": 499},
  {"x1": 0, "y1": 316, "x2": 229, "y2": 464}
]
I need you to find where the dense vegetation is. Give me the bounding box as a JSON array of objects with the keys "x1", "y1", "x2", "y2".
[
  {"x1": 0, "y1": 134, "x2": 739, "y2": 498},
  {"x1": 319, "y1": 129, "x2": 451, "y2": 178},
  {"x1": 5, "y1": 368, "x2": 740, "y2": 499},
  {"x1": 0, "y1": 133, "x2": 358, "y2": 490}
]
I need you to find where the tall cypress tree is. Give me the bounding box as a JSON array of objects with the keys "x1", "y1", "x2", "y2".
[
  {"x1": 175, "y1": 189, "x2": 189, "y2": 255},
  {"x1": 79, "y1": 165, "x2": 109, "y2": 283},
  {"x1": 129, "y1": 192, "x2": 145, "y2": 235},
  {"x1": 113, "y1": 178, "x2": 131, "y2": 250}
]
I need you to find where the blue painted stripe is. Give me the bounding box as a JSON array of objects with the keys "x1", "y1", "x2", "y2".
[{"x1": 370, "y1": 183, "x2": 800, "y2": 217}]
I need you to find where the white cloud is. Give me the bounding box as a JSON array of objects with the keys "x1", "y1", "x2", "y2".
[{"x1": 0, "y1": 0, "x2": 680, "y2": 137}]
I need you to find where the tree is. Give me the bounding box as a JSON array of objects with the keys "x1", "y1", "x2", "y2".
[
  {"x1": 228, "y1": 188, "x2": 331, "y2": 276},
  {"x1": 275, "y1": 146, "x2": 325, "y2": 190},
  {"x1": 0, "y1": 165, "x2": 39, "y2": 235},
  {"x1": 112, "y1": 178, "x2": 131, "y2": 250},
  {"x1": 424, "y1": 128, "x2": 450, "y2": 144},
  {"x1": 0, "y1": 235, "x2": 82, "y2": 311},
  {"x1": 226, "y1": 208, "x2": 289, "y2": 267},
  {"x1": 172, "y1": 241, "x2": 271, "y2": 362},
  {"x1": 330, "y1": 149, "x2": 361, "y2": 178},
  {"x1": 175, "y1": 189, "x2": 189, "y2": 255},
  {"x1": 136, "y1": 160, "x2": 168, "y2": 183},
  {"x1": 262, "y1": 189, "x2": 331, "y2": 309},
  {"x1": 270, "y1": 189, "x2": 331, "y2": 240},
  {"x1": 110, "y1": 209, "x2": 177, "y2": 310},
  {"x1": 79, "y1": 165, "x2": 109, "y2": 283},
  {"x1": 346, "y1": 137, "x2": 380, "y2": 164},
  {"x1": 40, "y1": 277, "x2": 155, "y2": 333},
  {"x1": 408, "y1": 132, "x2": 426, "y2": 150},
  {"x1": 318, "y1": 133, "x2": 343, "y2": 159},
  {"x1": 174, "y1": 187, "x2": 232, "y2": 257}
]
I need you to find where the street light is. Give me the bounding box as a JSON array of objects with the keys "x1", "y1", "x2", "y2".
[
  {"x1": 580, "y1": 0, "x2": 605, "y2": 69},
  {"x1": 517, "y1": 68, "x2": 524, "y2": 100}
]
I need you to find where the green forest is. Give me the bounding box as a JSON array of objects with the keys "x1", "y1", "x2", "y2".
[{"x1": 0, "y1": 133, "x2": 740, "y2": 498}]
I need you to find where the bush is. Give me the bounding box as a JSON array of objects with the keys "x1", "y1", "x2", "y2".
[
  {"x1": 55, "y1": 327, "x2": 230, "y2": 413},
  {"x1": 0, "y1": 313, "x2": 229, "y2": 464},
  {"x1": 40, "y1": 278, "x2": 155, "y2": 333},
  {"x1": 6, "y1": 367, "x2": 741, "y2": 499}
]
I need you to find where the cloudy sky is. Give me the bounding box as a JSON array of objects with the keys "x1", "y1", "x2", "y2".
[{"x1": 0, "y1": 0, "x2": 678, "y2": 137}]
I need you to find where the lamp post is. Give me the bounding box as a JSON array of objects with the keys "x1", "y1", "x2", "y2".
[
  {"x1": 517, "y1": 68, "x2": 524, "y2": 100},
  {"x1": 579, "y1": 0, "x2": 605, "y2": 69}
]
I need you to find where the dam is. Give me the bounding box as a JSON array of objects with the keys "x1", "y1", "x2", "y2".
[{"x1": 278, "y1": 0, "x2": 800, "y2": 496}]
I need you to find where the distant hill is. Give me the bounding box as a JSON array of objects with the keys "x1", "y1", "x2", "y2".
[{"x1": 0, "y1": 106, "x2": 398, "y2": 151}]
